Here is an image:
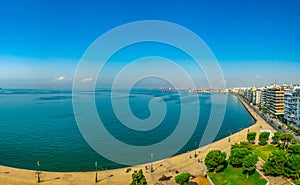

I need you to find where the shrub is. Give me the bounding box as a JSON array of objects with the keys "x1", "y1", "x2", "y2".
[
  {"x1": 247, "y1": 132, "x2": 257, "y2": 143},
  {"x1": 130, "y1": 169, "x2": 147, "y2": 185},
  {"x1": 259, "y1": 132, "x2": 270, "y2": 145},
  {"x1": 175, "y1": 172, "x2": 191, "y2": 185}
]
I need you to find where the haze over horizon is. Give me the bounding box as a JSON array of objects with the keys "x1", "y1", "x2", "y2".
[{"x1": 0, "y1": 0, "x2": 299, "y2": 89}]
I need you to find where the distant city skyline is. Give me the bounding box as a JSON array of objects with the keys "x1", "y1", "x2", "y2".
[{"x1": 0, "y1": 0, "x2": 299, "y2": 89}]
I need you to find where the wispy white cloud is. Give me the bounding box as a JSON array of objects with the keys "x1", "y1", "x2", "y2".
[
  {"x1": 53, "y1": 76, "x2": 72, "y2": 82},
  {"x1": 81, "y1": 78, "x2": 93, "y2": 83}
]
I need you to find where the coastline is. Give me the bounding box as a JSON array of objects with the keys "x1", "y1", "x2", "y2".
[{"x1": 0, "y1": 94, "x2": 276, "y2": 185}]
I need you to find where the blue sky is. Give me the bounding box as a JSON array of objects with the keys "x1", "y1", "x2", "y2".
[{"x1": 0, "y1": 0, "x2": 299, "y2": 89}]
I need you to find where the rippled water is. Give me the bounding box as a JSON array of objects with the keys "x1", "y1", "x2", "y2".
[{"x1": 0, "y1": 89, "x2": 254, "y2": 172}]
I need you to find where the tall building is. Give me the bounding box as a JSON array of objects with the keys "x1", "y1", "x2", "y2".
[
  {"x1": 253, "y1": 88, "x2": 262, "y2": 105},
  {"x1": 284, "y1": 87, "x2": 300, "y2": 126},
  {"x1": 261, "y1": 87, "x2": 267, "y2": 108},
  {"x1": 294, "y1": 90, "x2": 300, "y2": 126},
  {"x1": 261, "y1": 86, "x2": 288, "y2": 116},
  {"x1": 284, "y1": 92, "x2": 293, "y2": 123}
]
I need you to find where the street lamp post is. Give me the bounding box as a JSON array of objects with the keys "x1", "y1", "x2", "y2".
[
  {"x1": 150, "y1": 153, "x2": 153, "y2": 172},
  {"x1": 37, "y1": 161, "x2": 40, "y2": 183},
  {"x1": 95, "y1": 162, "x2": 98, "y2": 183},
  {"x1": 194, "y1": 141, "x2": 197, "y2": 158}
]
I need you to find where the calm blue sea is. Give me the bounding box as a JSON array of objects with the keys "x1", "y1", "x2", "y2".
[{"x1": 0, "y1": 89, "x2": 254, "y2": 172}]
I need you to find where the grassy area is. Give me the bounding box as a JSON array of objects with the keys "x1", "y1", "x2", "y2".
[
  {"x1": 207, "y1": 164, "x2": 267, "y2": 185},
  {"x1": 252, "y1": 144, "x2": 278, "y2": 161},
  {"x1": 293, "y1": 180, "x2": 300, "y2": 185}
]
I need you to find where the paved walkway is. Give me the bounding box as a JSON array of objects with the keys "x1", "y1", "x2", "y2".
[{"x1": 0, "y1": 154, "x2": 203, "y2": 185}]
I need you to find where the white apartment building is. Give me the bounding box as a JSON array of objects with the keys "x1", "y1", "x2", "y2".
[
  {"x1": 253, "y1": 88, "x2": 262, "y2": 105},
  {"x1": 284, "y1": 87, "x2": 300, "y2": 126}
]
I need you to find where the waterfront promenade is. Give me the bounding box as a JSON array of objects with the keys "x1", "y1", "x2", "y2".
[{"x1": 0, "y1": 96, "x2": 276, "y2": 185}]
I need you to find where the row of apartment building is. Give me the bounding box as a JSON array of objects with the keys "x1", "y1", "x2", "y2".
[{"x1": 229, "y1": 84, "x2": 300, "y2": 127}]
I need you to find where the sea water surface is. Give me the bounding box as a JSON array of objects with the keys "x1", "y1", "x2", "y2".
[{"x1": 0, "y1": 89, "x2": 254, "y2": 172}]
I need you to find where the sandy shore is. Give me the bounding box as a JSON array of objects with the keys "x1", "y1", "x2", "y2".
[{"x1": 0, "y1": 95, "x2": 276, "y2": 185}]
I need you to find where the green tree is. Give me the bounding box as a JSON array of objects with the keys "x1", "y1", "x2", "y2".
[
  {"x1": 130, "y1": 169, "x2": 147, "y2": 185},
  {"x1": 229, "y1": 148, "x2": 252, "y2": 167},
  {"x1": 259, "y1": 132, "x2": 270, "y2": 145},
  {"x1": 272, "y1": 132, "x2": 282, "y2": 144},
  {"x1": 289, "y1": 144, "x2": 300, "y2": 155},
  {"x1": 243, "y1": 154, "x2": 259, "y2": 179},
  {"x1": 175, "y1": 172, "x2": 191, "y2": 185},
  {"x1": 204, "y1": 150, "x2": 227, "y2": 173},
  {"x1": 263, "y1": 150, "x2": 286, "y2": 176},
  {"x1": 247, "y1": 132, "x2": 257, "y2": 143},
  {"x1": 280, "y1": 133, "x2": 297, "y2": 152},
  {"x1": 285, "y1": 155, "x2": 300, "y2": 180}
]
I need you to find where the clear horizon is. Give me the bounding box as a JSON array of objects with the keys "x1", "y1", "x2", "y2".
[{"x1": 0, "y1": 1, "x2": 300, "y2": 89}]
